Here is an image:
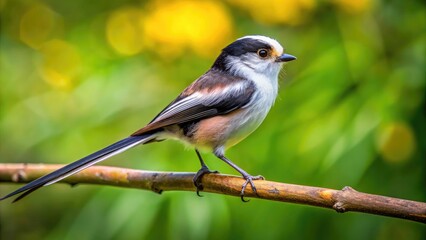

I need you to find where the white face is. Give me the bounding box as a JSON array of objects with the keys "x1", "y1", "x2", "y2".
[{"x1": 226, "y1": 36, "x2": 285, "y2": 80}]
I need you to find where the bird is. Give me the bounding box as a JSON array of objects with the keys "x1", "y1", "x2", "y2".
[{"x1": 0, "y1": 35, "x2": 296, "y2": 202}]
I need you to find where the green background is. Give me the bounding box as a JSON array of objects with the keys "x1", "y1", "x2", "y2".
[{"x1": 1, "y1": 0, "x2": 425, "y2": 239}]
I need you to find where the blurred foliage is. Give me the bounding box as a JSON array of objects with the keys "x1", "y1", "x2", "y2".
[{"x1": 0, "y1": 0, "x2": 425, "y2": 239}]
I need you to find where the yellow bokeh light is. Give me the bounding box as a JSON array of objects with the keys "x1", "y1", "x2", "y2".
[
  {"x1": 228, "y1": 0, "x2": 316, "y2": 25},
  {"x1": 143, "y1": 0, "x2": 233, "y2": 58},
  {"x1": 39, "y1": 39, "x2": 81, "y2": 89},
  {"x1": 331, "y1": 0, "x2": 372, "y2": 14},
  {"x1": 20, "y1": 4, "x2": 63, "y2": 49},
  {"x1": 106, "y1": 8, "x2": 145, "y2": 56},
  {"x1": 376, "y1": 122, "x2": 416, "y2": 164}
]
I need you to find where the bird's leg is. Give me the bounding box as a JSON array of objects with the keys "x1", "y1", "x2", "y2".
[
  {"x1": 215, "y1": 153, "x2": 264, "y2": 202},
  {"x1": 193, "y1": 149, "x2": 219, "y2": 196}
]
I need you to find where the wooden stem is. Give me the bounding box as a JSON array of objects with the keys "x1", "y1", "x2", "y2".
[{"x1": 0, "y1": 164, "x2": 425, "y2": 223}]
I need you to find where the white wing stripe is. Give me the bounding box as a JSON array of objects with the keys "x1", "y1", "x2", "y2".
[{"x1": 154, "y1": 81, "x2": 248, "y2": 122}]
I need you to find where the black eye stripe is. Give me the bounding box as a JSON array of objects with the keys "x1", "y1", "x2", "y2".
[
  {"x1": 221, "y1": 38, "x2": 272, "y2": 56},
  {"x1": 212, "y1": 38, "x2": 274, "y2": 71}
]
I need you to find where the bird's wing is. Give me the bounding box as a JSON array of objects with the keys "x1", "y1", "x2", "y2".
[{"x1": 132, "y1": 71, "x2": 256, "y2": 136}]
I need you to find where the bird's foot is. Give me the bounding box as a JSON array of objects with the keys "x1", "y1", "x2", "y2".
[
  {"x1": 240, "y1": 175, "x2": 265, "y2": 202},
  {"x1": 193, "y1": 166, "x2": 219, "y2": 197}
]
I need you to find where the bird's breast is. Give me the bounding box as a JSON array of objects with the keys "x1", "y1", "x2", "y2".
[{"x1": 192, "y1": 78, "x2": 277, "y2": 151}]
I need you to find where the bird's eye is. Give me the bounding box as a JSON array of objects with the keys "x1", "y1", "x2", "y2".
[{"x1": 257, "y1": 49, "x2": 268, "y2": 58}]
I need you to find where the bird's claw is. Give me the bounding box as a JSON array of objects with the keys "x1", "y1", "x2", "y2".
[
  {"x1": 193, "y1": 166, "x2": 219, "y2": 197},
  {"x1": 240, "y1": 175, "x2": 264, "y2": 202}
]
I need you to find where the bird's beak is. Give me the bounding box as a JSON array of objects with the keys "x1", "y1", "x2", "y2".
[{"x1": 276, "y1": 53, "x2": 297, "y2": 62}]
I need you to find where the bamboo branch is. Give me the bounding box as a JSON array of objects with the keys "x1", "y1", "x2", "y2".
[{"x1": 0, "y1": 163, "x2": 425, "y2": 223}]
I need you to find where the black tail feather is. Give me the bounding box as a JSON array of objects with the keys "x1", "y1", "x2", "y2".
[{"x1": 1, "y1": 134, "x2": 154, "y2": 202}]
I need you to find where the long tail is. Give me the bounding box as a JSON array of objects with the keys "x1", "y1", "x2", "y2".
[{"x1": 0, "y1": 133, "x2": 156, "y2": 202}]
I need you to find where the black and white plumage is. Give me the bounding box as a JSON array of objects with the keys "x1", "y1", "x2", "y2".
[{"x1": 1, "y1": 35, "x2": 296, "y2": 202}]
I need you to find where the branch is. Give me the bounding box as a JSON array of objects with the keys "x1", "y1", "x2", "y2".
[{"x1": 0, "y1": 163, "x2": 425, "y2": 223}]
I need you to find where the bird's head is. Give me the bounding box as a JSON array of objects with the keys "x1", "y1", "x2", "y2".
[{"x1": 212, "y1": 35, "x2": 296, "y2": 79}]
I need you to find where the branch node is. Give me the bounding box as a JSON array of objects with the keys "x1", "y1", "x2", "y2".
[
  {"x1": 333, "y1": 202, "x2": 347, "y2": 213},
  {"x1": 95, "y1": 172, "x2": 105, "y2": 180},
  {"x1": 150, "y1": 173, "x2": 163, "y2": 194},
  {"x1": 11, "y1": 170, "x2": 27, "y2": 182},
  {"x1": 268, "y1": 188, "x2": 280, "y2": 195},
  {"x1": 342, "y1": 186, "x2": 356, "y2": 192}
]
